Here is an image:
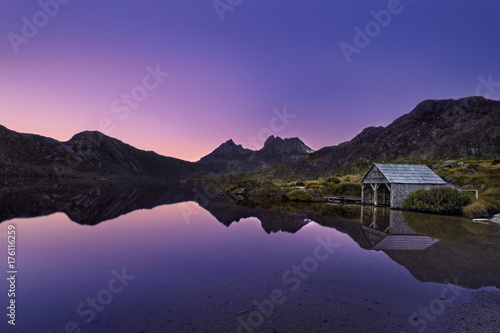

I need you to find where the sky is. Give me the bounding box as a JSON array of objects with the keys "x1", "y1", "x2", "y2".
[{"x1": 1, "y1": 0, "x2": 499, "y2": 161}]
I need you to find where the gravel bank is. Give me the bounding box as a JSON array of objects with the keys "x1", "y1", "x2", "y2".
[{"x1": 429, "y1": 289, "x2": 500, "y2": 332}]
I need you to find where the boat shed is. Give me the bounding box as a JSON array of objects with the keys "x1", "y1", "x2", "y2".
[{"x1": 361, "y1": 163, "x2": 447, "y2": 209}]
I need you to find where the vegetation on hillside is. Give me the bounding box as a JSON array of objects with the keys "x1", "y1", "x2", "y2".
[
  {"x1": 434, "y1": 160, "x2": 500, "y2": 218},
  {"x1": 187, "y1": 158, "x2": 500, "y2": 219},
  {"x1": 220, "y1": 176, "x2": 361, "y2": 205}
]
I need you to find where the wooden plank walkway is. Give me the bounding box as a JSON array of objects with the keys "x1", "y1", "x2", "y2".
[{"x1": 324, "y1": 196, "x2": 362, "y2": 204}]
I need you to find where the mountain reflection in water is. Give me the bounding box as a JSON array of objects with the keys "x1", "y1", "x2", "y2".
[{"x1": 1, "y1": 178, "x2": 500, "y2": 292}]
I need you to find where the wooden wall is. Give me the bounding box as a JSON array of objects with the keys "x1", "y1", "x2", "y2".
[
  {"x1": 390, "y1": 183, "x2": 447, "y2": 209},
  {"x1": 363, "y1": 166, "x2": 389, "y2": 184}
]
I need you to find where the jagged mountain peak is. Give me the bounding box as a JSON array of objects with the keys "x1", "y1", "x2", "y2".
[
  {"x1": 215, "y1": 139, "x2": 247, "y2": 153},
  {"x1": 263, "y1": 135, "x2": 301, "y2": 143},
  {"x1": 260, "y1": 135, "x2": 314, "y2": 155},
  {"x1": 197, "y1": 135, "x2": 313, "y2": 170},
  {"x1": 263, "y1": 135, "x2": 279, "y2": 144},
  {"x1": 219, "y1": 139, "x2": 238, "y2": 148},
  {"x1": 199, "y1": 138, "x2": 252, "y2": 164}
]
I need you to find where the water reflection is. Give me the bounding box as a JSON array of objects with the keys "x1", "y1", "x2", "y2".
[
  {"x1": 1, "y1": 179, "x2": 500, "y2": 290},
  {"x1": 359, "y1": 207, "x2": 439, "y2": 250},
  {"x1": 0, "y1": 178, "x2": 194, "y2": 225}
]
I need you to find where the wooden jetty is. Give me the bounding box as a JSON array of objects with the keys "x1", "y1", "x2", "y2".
[{"x1": 324, "y1": 196, "x2": 362, "y2": 204}]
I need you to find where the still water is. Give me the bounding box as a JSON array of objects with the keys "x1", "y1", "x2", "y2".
[{"x1": 0, "y1": 180, "x2": 499, "y2": 332}]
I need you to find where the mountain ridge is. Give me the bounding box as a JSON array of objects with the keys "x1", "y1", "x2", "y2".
[
  {"x1": 197, "y1": 135, "x2": 313, "y2": 173},
  {"x1": 0, "y1": 125, "x2": 200, "y2": 180},
  {"x1": 1, "y1": 96, "x2": 498, "y2": 180},
  {"x1": 0, "y1": 125, "x2": 312, "y2": 179},
  {"x1": 249, "y1": 96, "x2": 500, "y2": 180}
]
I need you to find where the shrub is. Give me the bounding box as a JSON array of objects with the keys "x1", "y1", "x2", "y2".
[
  {"x1": 253, "y1": 180, "x2": 280, "y2": 198},
  {"x1": 323, "y1": 182, "x2": 361, "y2": 196},
  {"x1": 235, "y1": 179, "x2": 259, "y2": 190},
  {"x1": 463, "y1": 199, "x2": 500, "y2": 218},
  {"x1": 403, "y1": 187, "x2": 471, "y2": 215},
  {"x1": 323, "y1": 176, "x2": 341, "y2": 184},
  {"x1": 287, "y1": 190, "x2": 312, "y2": 202},
  {"x1": 305, "y1": 181, "x2": 321, "y2": 189},
  {"x1": 483, "y1": 187, "x2": 500, "y2": 199},
  {"x1": 491, "y1": 159, "x2": 500, "y2": 165}
]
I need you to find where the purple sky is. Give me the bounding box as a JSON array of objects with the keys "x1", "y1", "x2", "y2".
[{"x1": 1, "y1": 0, "x2": 499, "y2": 161}]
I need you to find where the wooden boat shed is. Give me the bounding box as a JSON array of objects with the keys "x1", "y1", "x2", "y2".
[{"x1": 361, "y1": 163, "x2": 447, "y2": 209}]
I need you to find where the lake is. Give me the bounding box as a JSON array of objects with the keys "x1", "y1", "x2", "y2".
[{"x1": 0, "y1": 180, "x2": 499, "y2": 332}]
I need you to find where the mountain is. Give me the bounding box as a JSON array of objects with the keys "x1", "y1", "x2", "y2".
[
  {"x1": 0, "y1": 125, "x2": 200, "y2": 180},
  {"x1": 1, "y1": 96, "x2": 498, "y2": 181},
  {"x1": 197, "y1": 135, "x2": 313, "y2": 173},
  {"x1": 0, "y1": 125, "x2": 312, "y2": 180},
  {"x1": 250, "y1": 96, "x2": 500, "y2": 179},
  {"x1": 260, "y1": 135, "x2": 314, "y2": 161},
  {"x1": 199, "y1": 139, "x2": 254, "y2": 165}
]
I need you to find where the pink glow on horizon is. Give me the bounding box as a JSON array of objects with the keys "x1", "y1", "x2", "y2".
[
  {"x1": 0, "y1": 46, "x2": 331, "y2": 161},
  {"x1": 2, "y1": 1, "x2": 499, "y2": 161}
]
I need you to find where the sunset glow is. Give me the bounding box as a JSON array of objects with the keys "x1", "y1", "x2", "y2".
[{"x1": 2, "y1": 1, "x2": 499, "y2": 161}]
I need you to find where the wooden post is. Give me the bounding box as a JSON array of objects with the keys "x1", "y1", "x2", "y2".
[
  {"x1": 370, "y1": 183, "x2": 380, "y2": 206},
  {"x1": 361, "y1": 184, "x2": 365, "y2": 204},
  {"x1": 369, "y1": 206, "x2": 378, "y2": 229},
  {"x1": 385, "y1": 184, "x2": 391, "y2": 207}
]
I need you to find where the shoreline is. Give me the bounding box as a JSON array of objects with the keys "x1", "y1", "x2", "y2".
[{"x1": 428, "y1": 288, "x2": 500, "y2": 332}]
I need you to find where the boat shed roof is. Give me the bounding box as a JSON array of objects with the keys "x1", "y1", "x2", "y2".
[{"x1": 362, "y1": 163, "x2": 447, "y2": 184}]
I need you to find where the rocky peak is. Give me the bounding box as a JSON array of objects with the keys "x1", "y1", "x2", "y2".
[
  {"x1": 413, "y1": 96, "x2": 490, "y2": 116},
  {"x1": 260, "y1": 136, "x2": 313, "y2": 156},
  {"x1": 263, "y1": 135, "x2": 280, "y2": 146},
  {"x1": 199, "y1": 139, "x2": 252, "y2": 163},
  {"x1": 214, "y1": 139, "x2": 246, "y2": 153},
  {"x1": 197, "y1": 135, "x2": 313, "y2": 169},
  {"x1": 69, "y1": 131, "x2": 107, "y2": 143}
]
